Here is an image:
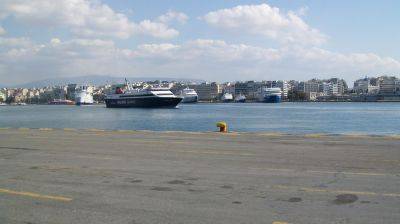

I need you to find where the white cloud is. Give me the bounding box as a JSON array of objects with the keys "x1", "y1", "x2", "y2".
[
  {"x1": 202, "y1": 4, "x2": 327, "y2": 46},
  {"x1": 296, "y1": 6, "x2": 309, "y2": 16},
  {"x1": 0, "y1": 0, "x2": 179, "y2": 39},
  {"x1": 1, "y1": 37, "x2": 399, "y2": 85},
  {"x1": 157, "y1": 10, "x2": 188, "y2": 24},
  {"x1": 0, "y1": 26, "x2": 5, "y2": 35},
  {"x1": 135, "y1": 20, "x2": 179, "y2": 39},
  {"x1": 0, "y1": 37, "x2": 32, "y2": 47}
]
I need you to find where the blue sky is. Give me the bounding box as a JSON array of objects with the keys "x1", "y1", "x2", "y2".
[
  {"x1": 103, "y1": 0, "x2": 400, "y2": 57},
  {"x1": 0, "y1": 0, "x2": 399, "y2": 85}
]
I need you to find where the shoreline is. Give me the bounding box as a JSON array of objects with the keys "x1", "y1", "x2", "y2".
[
  {"x1": 1, "y1": 127, "x2": 400, "y2": 139},
  {"x1": 3, "y1": 100, "x2": 400, "y2": 105}
]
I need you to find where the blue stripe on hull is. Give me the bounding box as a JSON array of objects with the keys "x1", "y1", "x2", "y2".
[{"x1": 263, "y1": 95, "x2": 281, "y2": 103}]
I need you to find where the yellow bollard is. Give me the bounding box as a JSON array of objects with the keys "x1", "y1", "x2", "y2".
[{"x1": 216, "y1": 121, "x2": 228, "y2": 133}]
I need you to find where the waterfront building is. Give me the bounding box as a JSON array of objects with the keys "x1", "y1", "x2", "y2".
[
  {"x1": 0, "y1": 91, "x2": 5, "y2": 102},
  {"x1": 379, "y1": 76, "x2": 398, "y2": 95},
  {"x1": 298, "y1": 79, "x2": 322, "y2": 93},
  {"x1": 233, "y1": 81, "x2": 262, "y2": 100},
  {"x1": 224, "y1": 83, "x2": 235, "y2": 94},
  {"x1": 328, "y1": 78, "x2": 348, "y2": 95},
  {"x1": 323, "y1": 82, "x2": 338, "y2": 96},
  {"x1": 190, "y1": 82, "x2": 222, "y2": 101},
  {"x1": 396, "y1": 80, "x2": 400, "y2": 94},
  {"x1": 274, "y1": 80, "x2": 289, "y2": 99},
  {"x1": 353, "y1": 77, "x2": 379, "y2": 95},
  {"x1": 53, "y1": 86, "x2": 68, "y2": 100},
  {"x1": 67, "y1": 84, "x2": 77, "y2": 100},
  {"x1": 21, "y1": 88, "x2": 29, "y2": 96}
]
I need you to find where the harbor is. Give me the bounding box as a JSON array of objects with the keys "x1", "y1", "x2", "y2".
[
  {"x1": 1, "y1": 102, "x2": 400, "y2": 135},
  {"x1": 0, "y1": 128, "x2": 399, "y2": 224}
]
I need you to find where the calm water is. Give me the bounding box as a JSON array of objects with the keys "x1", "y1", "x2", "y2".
[{"x1": 0, "y1": 103, "x2": 399, "y2": 135}]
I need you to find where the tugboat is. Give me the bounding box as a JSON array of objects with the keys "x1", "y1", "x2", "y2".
[
  {"x1": 105, "y1": 80, "x2": 182, "y2": 108},
  {"x1": 178, "y1": 88, "x2": 198, "y2": 103}
]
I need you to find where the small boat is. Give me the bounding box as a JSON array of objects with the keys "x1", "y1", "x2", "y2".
[
  {"x1": 179, "y1": 88, "x2": 198, "y2": 103},
  {"x1": 49, "y1": 99, "x2": 75, "y2": 105},
  {"x1": 234, "y1": 93, "x2": 246, "y2": 103},
  {"x1": 221, "y1": 93, "x2": 233, "y2": 102}
]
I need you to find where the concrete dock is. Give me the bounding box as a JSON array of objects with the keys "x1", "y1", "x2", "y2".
[{"x1": 0, "y1": 128, "x2": 399, "y2": 224}]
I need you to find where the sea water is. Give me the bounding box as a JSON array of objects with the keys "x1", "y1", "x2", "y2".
[{"x1": 0, "y1": 102, "x2": 399, "y2": 135}]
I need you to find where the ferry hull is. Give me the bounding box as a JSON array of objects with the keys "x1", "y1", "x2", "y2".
[
  {"x1": 235, "y1": 99, "x2": 246, "y2": 103},
  {"x1": 105, "y1": 97, "x2": 182, "y2": 108},
  {"x1": 263, "y1": 95, "x2": 281, "y2": 103},
  {"x1": 181, "y1": 95, "x2": 198, "y2": 103},
  {"x1": 76, "y1": 102, "x2": 93, "y2": 106}
]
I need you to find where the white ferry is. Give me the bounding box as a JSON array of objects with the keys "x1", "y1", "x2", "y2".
[
  {"x1": 179, "y1": 88, "x2": 198, "y2": 103},
  {"x1": 75, "y1": 85, "x2": 94, "y2": 105},
  {"x1": 234, "y1": 93, "x2": 246, "y2": 103},
  {"x1": 221, "y1": 93, "x2": 233, "y2": 102},
  {"x1": 105, "y1": 80, "x2": 182, "y2": 108}
]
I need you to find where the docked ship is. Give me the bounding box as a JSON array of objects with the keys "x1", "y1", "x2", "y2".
[
  {"x1": 49, "y1": 99, "x2": 75, "y2": 105},
  {"x1": 105, "y1": 81, "x2": 182, "y2": 108},
  {"x1": 234, "y1": 93, "x2": 246, "y2": 103},
  {"x1": 259, "y1": 87, "x2": 282, "y2": 103},
  {"x1": 178, "y1": 88, "x2": 198, "y2": 103},
  {"x1": 75, "y1": 85, "x2": 94, "y2": 105},
  {"x1": 221, "y1": 93, "x2": 234, "y2": 102}
]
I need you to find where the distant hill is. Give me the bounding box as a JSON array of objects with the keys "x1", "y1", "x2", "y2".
[{"x1": 10, "y1": 75, "x2": 205, "y2": 88}]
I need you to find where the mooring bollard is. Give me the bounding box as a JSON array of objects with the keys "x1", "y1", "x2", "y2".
[{"x1": 216, "y1": 121, "x2": 228, "y2": 133}]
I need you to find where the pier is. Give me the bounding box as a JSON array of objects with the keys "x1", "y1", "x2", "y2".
[{"x1": 0, "y1": 128, "x2": 399, "y2": 224}]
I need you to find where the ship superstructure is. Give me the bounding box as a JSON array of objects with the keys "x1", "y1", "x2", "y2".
[
  {"x1": 258, "y1": 87, "x2": 282, "y2": 103},
  {"x1": 75, "y1": 85, "x2": 94, "y2": 105},
  {"x1": 179, "y1": 88, "x2": 198, "y2": 103}
]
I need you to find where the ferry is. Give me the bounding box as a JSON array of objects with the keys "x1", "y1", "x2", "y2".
[
  {"x1": 179, "y1": 88, "x2": 198, "y2": 103},
  {"x1": 259, "y1": 87, "x2": 282, "y2": 103},
  {"x1": 75, "y1": 85, "x2": 94, "y2": 105},
  {"x1": 221, "y1": 93, "x2": 233, "y2": 102},
  {"x1": 234, "y1": 93, "x2": 246, "y2": 103},
  {"x1": 105, "y1": 80, "x2": 182, "y2": 108}
]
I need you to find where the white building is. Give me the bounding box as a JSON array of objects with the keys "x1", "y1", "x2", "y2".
[{"x1": 353, "y1": 77, "x2": 379, "y2": 95}]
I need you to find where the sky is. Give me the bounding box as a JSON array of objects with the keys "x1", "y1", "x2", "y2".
[{"x1": 0, "y1": 0, "x2": 399, "y2": 86}]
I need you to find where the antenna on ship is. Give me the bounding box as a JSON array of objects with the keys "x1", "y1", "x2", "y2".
[{"x1": 125, "y1": 78, "x2": 132, "y2": 91}]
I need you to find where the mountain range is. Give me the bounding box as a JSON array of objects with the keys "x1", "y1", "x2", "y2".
[{"x1": 6, "y1": 75, "x2": 205, "y2": 88}]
